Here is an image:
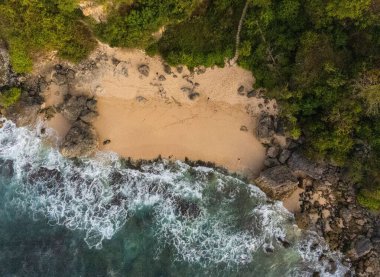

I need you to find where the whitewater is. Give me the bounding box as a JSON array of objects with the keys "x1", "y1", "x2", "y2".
[{"x1": 0, "y1": 120, "x2": 349, "y2": 276}]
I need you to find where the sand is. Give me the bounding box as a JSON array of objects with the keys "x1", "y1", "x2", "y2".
[{"x1": 40, "y1": 44, "x2": 277, "y2": 177}]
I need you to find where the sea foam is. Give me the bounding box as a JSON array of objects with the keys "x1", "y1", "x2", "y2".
[{"x1": 0, "y1": 120, "x2": 349, "y2": 275}]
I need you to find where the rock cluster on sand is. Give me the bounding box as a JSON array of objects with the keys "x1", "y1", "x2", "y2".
[
  {"x1": 255, "y1": 109, "x2": 380, "y2": 276},
  {"x1": 59, "y1": 94, "x2": 99, "y2": 158},
  {"x1": 60, "y1": 120, "x2": 98, "y2": 158}
]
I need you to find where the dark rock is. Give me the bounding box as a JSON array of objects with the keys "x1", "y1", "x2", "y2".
[
  {"x1": 176, "y1": 66, "x2": 183, "y2": 74},
  {"x1": 111, "y1": 57, "x2": 120, "y2": 65},
  {"x1": 80, "y1": 110, "x2": 99, "y2": 123},
  {"x1": 60, "y1": 121, "x2": 98, "y2": 158},
  {"x1": 247, "y1": 90, "x2": 256, "y2": 98},
  {"x1": 196, "y1": 66, "x2": 206, "y2": 75},
  {"x1": 264, "y1": 158, "x2": 280, "y2": 168},
  {"x1": 238, "y1": 85, "x2": 245, "y2": 95},
  {"x1": 163, "y1": 64, "x2": 171, "y2": 74},
  {"x1": 86, "y1": 99, "x2": 97, "y2": 111},
  {"x1": 52, "y1": 72, "x2": 67, "y2": 85},
  {"x1": 240, "y1": 125, "x2": 248, "y2": 132},
  {"x1": 181, "y1": 87, "x2": 193, "y2": 94},
  {"x1": 256, "y1": 113, "x2": 275, "y2": 144},
  {"x1": 267, "y1": 146, "x2": 280, "y2": 158},
  {"x1": 255, "y1": 165, "x2": 299, "y2": 199},
  {"x1": 288, "y1": 152, "x2": 326, "y2": 179},
  {"x1": 66, "y1": 69, "x2": 76, "y2": 80},
  {"x1": 27, "y1": 167, "x2": 62, "y2": 185},
  {"x1": 158, "y1": 75, "x2": 166, "y2": 81},
  {"x1": 114, "y1": 61, "x2": 128, "y2": 76},
  {"x1": 40, "y1": 106, "x2": 57, "y2": 120},
  {"x1": 194, "y1": 82, "x2": 200, "y2": 87},
  {"x1": 61, "y1": 95, "x2": 88, "y2": 122},
  {"x1": 354, "y1": 238, "x2": 373, "y2": 258},
  {"x1": 0, "y1": 159, "x2": 14, "y2": 178},
  {"x1": 277, "y1": 237, "x2": 291, "y2": 248},
  {"x1": 279, "y1": 149, "x2": 291, "y2": 164},
  {"x1": 103, "y1": 139, "x2": 111, "y2": 145},
  {"x1": 188, "y1": 92, "x2": 200, "y2": 100},
  {"x1": 136, "y1": 96, "x2": 147, "y2": 102},
  {"x1": 138, "y1": 64, "x2": 150, "y2": 76}
]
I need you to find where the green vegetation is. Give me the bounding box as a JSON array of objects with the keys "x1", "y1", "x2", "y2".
[
  {"x1": 0, "y1": 87, "x2": 21, "y2": 108},
  {"x1": 237, "y1": 0, "x2": 380, "y2": 209},
  {"x1": 0, "y1": 0, "x2": 379, "y2": 209},
  {"x1": 0, "y1": 0, "x2": 97, "y2": 73},
  {"x1": 94, "y1": 0, "x2": 199, "y2": 49}
]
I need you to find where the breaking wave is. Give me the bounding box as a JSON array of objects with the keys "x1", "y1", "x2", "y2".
[{"x1": 0, "y1": 120, "x2": 350, "y2": 276}]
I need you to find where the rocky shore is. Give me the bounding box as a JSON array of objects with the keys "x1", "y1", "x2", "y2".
[
  {"x1": 1, "y1": 42, "x2": 380, "y2": 276},
  {"x1": 255, "y1": 113, "x2": 380, "y2": 276}
]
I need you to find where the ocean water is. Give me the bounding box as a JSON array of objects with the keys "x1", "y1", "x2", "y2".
[{"x1": 0, "y1": 120, "x2": 349, "y2": 276}]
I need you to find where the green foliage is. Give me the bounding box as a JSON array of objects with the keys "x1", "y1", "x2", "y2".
[
  {"x1": 0, "y1": 0, "x2": 97, "y2": 72},
  {"x1": 240, "y1": 0, "x2": 380, "y2": 209},
  {"x1": 154, "y1": 0, "x2": 245, "y2": 67},
  {"x1": 0, "y1": 87, "x2": 21, "y2": 108},
  {"x1": 95, "y1": 0, "x2": 198, "y2": 49},
  {"x1": 358, "y1": 189, "x2": 380, "y2": 210}
]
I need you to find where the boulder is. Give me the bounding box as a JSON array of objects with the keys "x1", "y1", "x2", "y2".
[
  {"x1": 255, "y1": 165, "x2": 299, "y2": 199},
  {"x1": 80, "y1": 110, "x2": 99, "y2": 123},
  {"x1": 240, "y1": 125, "x2": 248, "y2": 132},
  {"x1": 247, "y1": 90, "x2": 256, "y2": 98},
  {"x1": 267, "y1": 146, "x2": 280, "y2": 158},
  {"x1": 61, "y1": 95, "x2": 88, "y2": 122},
  {"x1": 114, "y1": 61, "x2": 128, "y2": 77},
  {"x1": 163, "y1": 64, "x2": 171, "y2": 74},
  {"x1": 264, "y1": 158, "x2": 280, "y2": 168},
  {"x1": 86, "y1": 99, "x2": 97, "y2": 111},
  {"x1": 60, "y1": 121, "x2": 98, "y2": 158},
  {"x1": 237, "y1": 85, "x2": 245, "y2": 95},
  {"x1": 188, "y1": 92, "x2": 200, "y2": 100},
  {"x1": 158, "y1": 75, "x2": 166, "y2": 81},
  {"x1": 287, "y1": 152, "x2": 326, "y2": 179},
  {"x1": 354, "y1": 238, "x2": 373, "y2": 258},
  {"x1": 138, "y1": 64, "x2": 150, "y2": 76},
  {"x1": 256, "y1": 113, "x2": 275, "y2": 144},
  {"x1": 279, "y1": 149, "x2": 291, "y2": 164},
  {"x1": 176, "y1": 66, "x2": 183, "y2": 74}
]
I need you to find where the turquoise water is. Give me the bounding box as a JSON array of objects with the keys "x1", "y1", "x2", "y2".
[{"x1": 0, "y1": 121, "x2": 349, "y2": 276}]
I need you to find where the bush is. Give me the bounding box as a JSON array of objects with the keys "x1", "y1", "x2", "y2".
[{"x1": 0, "y1": 88, "x2": 21, "y2": 108}]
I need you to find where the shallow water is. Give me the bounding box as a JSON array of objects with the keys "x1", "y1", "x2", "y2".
[{"x1": 0, "y1": 121, "x2": 349, "y2": 276}]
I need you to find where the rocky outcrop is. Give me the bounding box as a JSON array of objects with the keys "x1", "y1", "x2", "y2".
[
  {"x1": 60, "y1": 121, "x2": 98, "y2": 158},
  {"x1": 255, "y1": 165, "x2": 299, "y2": 199},
  {"x1": 288, "y1": 152, "x2": 326, "y2": 179},
  {"x1": 61, "y1": 95, "x2": 98, "y2": 122},
  {"x1": 59, "y1": 93, "x2": 99, "y2": 158},
  {"x1": 256, "y1": 113, "x2": 275, "y2": 144},
  {"x1": 255, "y1": 106, "x2": 380, "y2": 276}
]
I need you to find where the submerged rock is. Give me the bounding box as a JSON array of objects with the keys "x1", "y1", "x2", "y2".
[
  {"x1": 255, "y1": 165, "x2": 299, "y2": 199},
  {"x1": 60, "y1": 121, "x2": 98, "y2": 158}
]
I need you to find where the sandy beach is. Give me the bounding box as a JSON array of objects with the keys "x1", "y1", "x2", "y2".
[{"x1": 40, "y1": 44, "x2": 277, "y2": 177}]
